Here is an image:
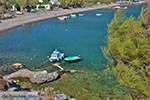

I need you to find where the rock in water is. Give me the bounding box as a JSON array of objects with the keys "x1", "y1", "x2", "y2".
[{"x1": 11, "y1": 63, "x2": 25, "y2": 70}]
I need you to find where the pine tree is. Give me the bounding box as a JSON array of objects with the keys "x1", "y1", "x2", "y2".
[{"x1": 107, "y1": 4, "x2": 150, "y2": 99}]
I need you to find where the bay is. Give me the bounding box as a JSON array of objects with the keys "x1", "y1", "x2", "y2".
[{"x1": 0, "y1": 4, "x2": 146, "y2": 99}]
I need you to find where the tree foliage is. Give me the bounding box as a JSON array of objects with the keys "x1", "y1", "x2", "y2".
[
  {"x1": 59, "y1": 0, "x2": 118, "y2": 7},
  {"x1": 15, "y1": 0, "x2": 38, "y2": 9},
  {"x1": 42, "y1": 0, "x2": 49, "y2": 4},
  {"x1": 107, "y1": 4, "x2": 150, "y2": 100},
  {"x1": 0, "y1": 0, "x2": 13, "y2": 12},
  {"x1": 0, "y1": 0, "x2": 38, "y2": 12}
]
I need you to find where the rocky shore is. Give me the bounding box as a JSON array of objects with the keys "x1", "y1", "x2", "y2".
[{"x1": 0, "y1": 63, "x2": 81, "y2": 100}]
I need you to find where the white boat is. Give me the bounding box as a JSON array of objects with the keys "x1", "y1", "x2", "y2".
[
  {"x1": 78, "y1": 13, "x2": 84, "y2": 16},
  {"x1": 49, "y1": 49, "x2": 64, "y2": 62},
  {"x1": 58, "y1": 16, "x2": 68, "y2": 20},
  {"x1": 96, "y1": 13, "x2": 102, "y2": 16},
  {"x1": 58, "y1": 17, "x2": 65, "y2": 20},
  {"x1": 70, "y1": 14, "x2": 77, "y2": 18},
  {"x1": 114, "y1": 6, "x2": 121, "y2": 9},
  {"x1": 123, "y1": 6, "x2": 128, "y2": 9}
]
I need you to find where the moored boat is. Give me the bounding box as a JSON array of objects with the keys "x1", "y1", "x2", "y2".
[
  {"x1": 49, "y1": 49, "x2": 64, "y2": 62},
  {"x1": 58, "y1": 16, "x2": 69, "y2": 20},
  {"x1": 78, "y1": 13, "x2": 84, "y2": 16},
  {"x1": 113, "y1": 6, "x2": 121, "y2": 10},
  {"x1": 123, "y1": 6, "x2": 128, "y2": 9},
  {"x1": 96, "y1": 13, "x2": 102, "y2": 16},
  {"x1": 70, "y1": 14, "x2": 77, "y2": 18},
  {"x1": 64, "y1": 55, "x2": 81, "y2": 62}
]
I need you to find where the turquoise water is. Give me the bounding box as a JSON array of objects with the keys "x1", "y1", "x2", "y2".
[{"x1": 0, "y1": 4, "x2": 145, "y2": 70}]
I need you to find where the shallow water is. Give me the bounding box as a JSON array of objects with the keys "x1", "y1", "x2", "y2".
[{"x1": 0, "y1": 4, "x2": 146, "y2": 99}]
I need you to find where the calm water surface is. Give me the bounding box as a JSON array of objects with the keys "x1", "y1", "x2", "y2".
[
  {"x1": 0, "y1": 9, "x2": 114, "y2": 69},
  {"x1": 0, "y1": 4, "x2": 146, "y2": 99},
  {"x1": 0, "y1": 4, "x2": 144, "y2": 69}
]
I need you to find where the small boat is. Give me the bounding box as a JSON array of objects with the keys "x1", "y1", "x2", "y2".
[
  {"x1": 70, "y1": 14, "x2": 77, "y2": 18},
  {"x1": 96, "y1": 13, "x2": 102, "y2": 16},
  {"x1": 58, "y1": 16, "x2": 68, "y2": 20},
  {"x1": 114, "y1": 6, "x2": 121, "y2": 9},
  {"x1": 123, "y1": 6, "x2": 127, "y2": 9},
  {"x1": 49, "y1": 49, "x2": 64, "y2": 62},
  {"x1": 64, "y1": 55, "x2": 81, "y2": 62},
  {"x1": 78, "y1": 13, "x2": 84, "y2": 16}
]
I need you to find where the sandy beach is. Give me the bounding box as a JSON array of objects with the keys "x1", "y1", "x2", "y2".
[{"x1": 0, "y1": 3, "x2": 119, "y2": 33}]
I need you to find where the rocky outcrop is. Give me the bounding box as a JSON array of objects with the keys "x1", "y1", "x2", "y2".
[
  {"x1": 3, "y1": 69, "x2": 60, "y2": 84},
  {"x1": 0, "y1": 63, "x2": 78, "y2": 100}
]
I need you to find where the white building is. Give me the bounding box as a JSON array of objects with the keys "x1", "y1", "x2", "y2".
[
  {"x1": 39, "y1": 0, "x2": 43, "y2": 3},
  {"x1": 37, "y1": 0, "x2": 60, "y2": 10},
  {"x1": 38, "y1": 0, "x2": 59, "y2": 4},
  {"x1": 36, "y1": 4, "x2": 51, "y2": 10}
]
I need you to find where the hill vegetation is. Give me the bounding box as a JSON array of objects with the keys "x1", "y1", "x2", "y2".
[{"x1": 105, "y1": 2, "x2": 150, "y2": 99}]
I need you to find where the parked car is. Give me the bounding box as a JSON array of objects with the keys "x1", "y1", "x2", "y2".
[{"x1": 16, "y1": 11, "x2": 23, "y2": 15}]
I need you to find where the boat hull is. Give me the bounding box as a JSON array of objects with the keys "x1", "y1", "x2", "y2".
[{"x1": 64, "y1": 56, "x2": 81, "y2": 62}]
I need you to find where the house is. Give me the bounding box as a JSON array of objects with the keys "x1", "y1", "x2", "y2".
[{"x1": 37, "y1": 0, "x2": 60, "y2": 10}]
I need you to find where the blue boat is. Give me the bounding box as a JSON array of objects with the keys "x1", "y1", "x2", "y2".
[
  {"x1": 64, "y1": 55, "x2": 81, "y2": 62},
  {"x1": 49, "y1": 49, "x2": 64, "y2": 62}
]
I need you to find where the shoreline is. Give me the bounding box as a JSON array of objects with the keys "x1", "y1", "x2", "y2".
[
  {"x1": 0, "y1": 1, "x2": 146, "y2": 33},
  {"x1": 0, "y1": 3, "x2": 119, "y2": 33}
]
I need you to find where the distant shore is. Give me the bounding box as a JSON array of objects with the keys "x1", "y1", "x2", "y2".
[
  {"x1": 0, "y1": 3, "x2": 120, "y2": 33},
  {"x1": 0, "y1": 1, "x2": 146, "y2": 33}
]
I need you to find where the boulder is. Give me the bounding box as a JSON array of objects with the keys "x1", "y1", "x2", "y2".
[{"x1": 10, "y1": 63, "x2": 25, "y2": 70}]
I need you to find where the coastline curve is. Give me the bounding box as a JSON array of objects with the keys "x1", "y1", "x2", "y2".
[{"x1": 0, "y1": 3, "x2": 119, "y2": 33}]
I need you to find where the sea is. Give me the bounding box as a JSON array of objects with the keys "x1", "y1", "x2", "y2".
[{"x1": 0, "y1": 4, "x2": 146, "y2": 99}]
